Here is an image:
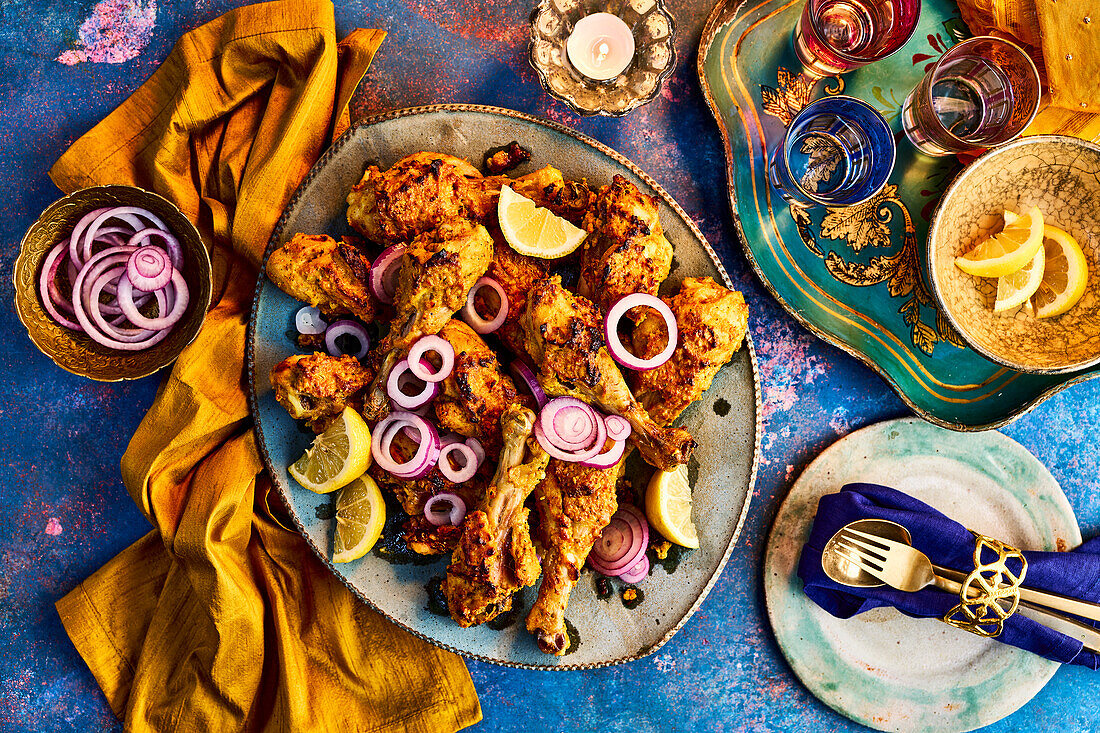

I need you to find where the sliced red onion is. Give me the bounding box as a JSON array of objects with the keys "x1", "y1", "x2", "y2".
[
  {"x1": 127, "y1": 227, "x2": 182, "y2": 269},
  {"x1": 465, "y1": 437, "x2": 485, "y2": 467},
  {"x1": 604, "y1": 293, "x2": 678, "y2": 371},
  {"x1": 386, "y1": 358, "x2": 440, "y2": 410},
  {"x1": 371, "y1": 411, "x2": 440, "y2": 479},
  {"x1": 126, "y1": 246, "x2": 173, "y2": 292},
  {"x1": 534, "y1": 421, "x2": 605, "y2": 463},
  {"x1": 67, "y1": 207, "x2": 112, "y2": 266},
  {"x1": 295, "y1": 306, "x2": 327, "y2": 335},
  {"x1": 117, "y1": 272, "x2": 189, "y2": 331},
  {"x1": 324, "y1": 320, "x2": 370, "y2": 359},
  {"x1": 369, "y1": 243, "x2": 406, "y2": 304},
  {"x1": 618, "y1": 554, "x2": 650, "y2": 584},
  {"x1": 407, "y1": 335, "x2": 454, "y2": 383},
  {"x1": 89, "y1": 267, "x2": 168, "y2": 342},
  {"x1": 461, "y1": 276, "x2": 508, "y2": 334},
  {"x1": 604, "y1": 414, "x2": 632, "y2": 442},
  {"x1": 589, "y1": 505, "x2": 649, "y2": 576},
  {"x1": 39, "y1": 240, "x2": 82, "y2": 330},
  {"x1": 439, "y1": 433, "x2": 465, "y2": 447},
  {"x1": 80, "y1": 207, "x2": 153, "y2": 263},
  {"x1": 438, "y1": 442, "x2": 478, "y2": 483},
  {"x1": 509, "y1": 359, "x2": 547, "y2": 408},
  {"x1": 579, "y1": 438, "x2": 627, "y2": 469},
  {"x1": 424, "y1": 492, "x2": 467, "y2": 526},
  {"x1": 541, "y1": 397, "x2": 600, "y2": 450}
]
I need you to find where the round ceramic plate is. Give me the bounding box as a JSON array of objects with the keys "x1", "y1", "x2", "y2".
[
  {"x1": 764, "y1": 418, "x2": 1080, "y2": 732},
  {"x1": 246, "y1": 105, "x2": 761, "y2": 669}
]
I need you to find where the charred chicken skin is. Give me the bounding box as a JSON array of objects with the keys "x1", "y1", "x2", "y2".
[
  {"x1": 266, "y1": 233, "x2": 376, "y2": 323},
  {"x1": 269, "y1": 353, "x2": 373, "y2": 432},
  {"x1": 444, "y1": 406, "x2": 550, "y2": 627},
  {"x1": 578, "y1": 175, "x2": 673, "y2": 316},
  {"x1": 483, "y1": 240, "x2": 550, "y2": 360},
  {"x1": 631, "y1": 277, "x2": 749, "y2": 426},
  {"x1": 520, "y1": 276, "x2": 696, "y2": 471},
  {"x1": 527, "y1": 457, "x2": 623, "y2": 655},
  {"x1": 361, "y1": 219, "x2": 494, "y2": 421}
]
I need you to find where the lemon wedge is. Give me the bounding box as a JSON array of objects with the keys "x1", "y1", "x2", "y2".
[
  {"x1": 994, "y1": 245, "x2": 1045, "y2": 313},
  {"x1": 497, "y1": 185, "x2": 587, "y2": 258},
  {"x1": 645, "y1": 464, "x2": 699, "y2": 549},
  {"x1": 1033, "y1": 224, "x2": 1090, "y2": 318},
  {"x1": 288, "y1": 406, "x2": 372, "y2": 494},
  {"x1": 332, "y1": 474, "x2": 386, "y2": 563},
  {"x1": 955, "y1": 206, "x2": 1044, "y2": 278}
]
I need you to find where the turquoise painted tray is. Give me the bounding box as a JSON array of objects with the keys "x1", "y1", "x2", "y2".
[{"x1": 698, "y1": 0, "x2": 1100, "y2": 430}]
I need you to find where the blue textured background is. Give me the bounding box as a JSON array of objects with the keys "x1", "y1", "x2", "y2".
[{"x1": 2, "y1": 0, "x2": 1099, "y2": 731}]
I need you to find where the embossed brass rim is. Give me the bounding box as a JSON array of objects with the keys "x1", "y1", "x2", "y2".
[
  {"x1": 927, "y1": 135, "x2": 1100, "y2": 375},
  {"x1": 245, "y1": 103, "x2": 763, "y2": 671},
  {"x1": 14, "y1": 185, "x2": 213, "y2": 382}
]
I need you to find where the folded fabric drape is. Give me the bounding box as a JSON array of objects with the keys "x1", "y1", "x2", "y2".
[{"x1": 49, "y1": 1, "x2": 481, "y2": 729}]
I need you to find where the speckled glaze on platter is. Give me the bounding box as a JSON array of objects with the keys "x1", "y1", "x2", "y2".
[
  {"x1": 764, "y1": 418, "x2": 1080, "y2": 732},
  {"x1": 246, "y1": 105, "x2": 761, "y2": 669}
]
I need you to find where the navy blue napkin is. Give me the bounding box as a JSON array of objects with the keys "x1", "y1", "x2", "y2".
[{"x1": 798, "y1": 483, "x2": 1100, "y2": 669}]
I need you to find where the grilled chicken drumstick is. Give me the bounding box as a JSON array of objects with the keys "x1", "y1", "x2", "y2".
[
  {"x1": 527, "y1": 457, "x2": 623, "y2": 654},
  {"x1": 266, "y1": 233, "x2": 376, "y2": 323},
  {"x1": 444, "y1": 405, "x2": 550, "y2": 626},
  {"x1": 520, "y1": 276, "x2": 695, "y2": 471}
]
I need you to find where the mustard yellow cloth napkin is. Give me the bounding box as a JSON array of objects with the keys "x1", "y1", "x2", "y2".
[{"x1": 48, "y1": 1, "x2": 481, "y2": 730}]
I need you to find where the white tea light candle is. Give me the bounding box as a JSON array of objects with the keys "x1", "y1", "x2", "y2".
[{"x1": 566, "y1": 13, "x2": 635, "y2": 81}]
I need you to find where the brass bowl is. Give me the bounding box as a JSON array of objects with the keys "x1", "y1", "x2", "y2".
[
  {"x1": 928, "y1": 135, "x2": 1100, "y2": 374},
  {"x1": 14, "y1": 185, "x2": 212, "y2": 381}
]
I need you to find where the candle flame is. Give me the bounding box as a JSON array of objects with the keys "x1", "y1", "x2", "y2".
[{"x1": 595, "y1": 41, "x2": 609, "y2": 66}]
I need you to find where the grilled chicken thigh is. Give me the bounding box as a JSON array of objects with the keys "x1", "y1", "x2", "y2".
[
  {"x1": 631, "y1": 277, "x2": 749, "y2": 426},
  {"x1": 269, "y1": 353, "x2": 373, "y2": 432},
  {"x1": 520, "y1": 276, "x2": 695, "y2": 471},
  {"x1": 527, "y1": 457, "x2": 623, "y2": 655},
  {"x1": 483, "y1": 242, "x2": 549, "y2": 360},
  {"x1": 444, "y1": 406, "x2": 550, "y2": 626},
  {"x1": 578, "y1": 175, "x2": 673, "y2": 316},
  {"x1": 266, "y1": 233, "x2": 376, "y2": 323}
]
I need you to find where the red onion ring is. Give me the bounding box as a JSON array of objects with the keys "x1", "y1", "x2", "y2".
[
  {"x1": 541, "y1": 397, "x2": 600, "y2": 450},
  {"x1": 509, "y1": 359, "x2": 547, "y2": 408},
  {"x1": 295, "y1": 306, "x2": 326, "y2": 335},
  {"x1": 579, "y1": 438, "x2": 627, "y2": 469},
  {"x1": 534, "y1": 420, "x2": 605, "y2": 463},
  {"x1": 39, "y1": 240, "x2": 82, "y2": 330},
  {"x1": 126, "y1": 246, "x2": 173, "y2": 292},
  {"x1": 424, "y1": 493, "x2": 467, "y2": 526},
  {"x1": 617, "y1": 553, "x2": 650, "y2": 584},
  {"x1": 461, "y1": 276, "x2": 508, "y2": 334},
  {"x1": 70, "y1": 266, "x2": 173, "y2": 352},
  {"x1": 324, "y1": 320, "x2": 370, "y2": 359},
  {"x1": 117, "y1": 271, "x2": 189, "y2": 330},
  {"x1": 604, "y1": 414, "x2": 632, "y2": 442},
  {"x1": 67, "y1": 207, "x2": 111, "y2": 266},
  {"x1": 80, "y1": 207, "x2": 155, "y2": 264},
  {"x1": 465, "y1": 437, "x2": 485, "y2": 467},
  {"x1": 407, "y1": 335, "x2": 454, "y2": 383},
  {"x1": 371, "y1": 412, "x2": 440, "y2": 479},
  {"x1": 588, "y1": 505, "x2": 649, "y2": 576},
  {"x1": 604, "y1": 293, "x2": 678, "y2": 371},
  {"x1": 127, "y1": 227, "x2": 182, "y2": 269},
  {"x1": 369, "y1": 244, "x2": 406, "y2": 304},
  {"x1": 88, "y1": 267, "x2": 168, "y2": 342},
  {"x1": 438, "y1": 442, "x2": 478, "y2": 483},
  {"x1": 386, "y1": 358, "x2": 441, "y2": 410}
]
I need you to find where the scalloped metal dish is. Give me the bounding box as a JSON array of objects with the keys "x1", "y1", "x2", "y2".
[{"x1": 245, "y1": 104, "x2": 761, "y2": 669}]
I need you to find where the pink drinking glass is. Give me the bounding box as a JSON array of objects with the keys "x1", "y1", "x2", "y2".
[{"x1": 793, "y1": 0, "x2": 922, "y2": 77}]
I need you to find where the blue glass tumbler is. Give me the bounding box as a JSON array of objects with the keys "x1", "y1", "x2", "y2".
[{"x1": 768, "y1": 95, "x2": 896, "y2": 208}]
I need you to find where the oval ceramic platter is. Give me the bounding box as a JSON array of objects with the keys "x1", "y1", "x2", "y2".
[
  {"x1": 246, "y1": 105, "x2": 762, "y2": 669},
  {"x1": 764, "y1": 418, "x2": 1080, "y2": 732},
  {"x1": 697, "y1": 0, "x2": 1100, "y2": 430}
]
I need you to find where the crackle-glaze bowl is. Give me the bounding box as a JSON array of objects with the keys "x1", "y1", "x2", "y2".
[
  {"x1": 928, "y1": 135, "x2": 1100, "y2": 374},
  {"x1": 529, "y1": 0, "x2": 675, "y2": 117},
  {"x1": 14, "y1": 185, "x2": 212, "y2": 381}
]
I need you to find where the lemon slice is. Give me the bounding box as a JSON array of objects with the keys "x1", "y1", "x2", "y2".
[
  {"x1": 645, "y1": 464, "x2": 699, "y2": 549},
  {"x1": 497, "y1": 185, "x2": 587, "y2": 258},
  {"x1": 955, "y1": 206, "x2": 1044, "y2": 278},
  {"x1": 994, "y1": 245, "x2": 1045, "y2": 313},
  {"x1": 1033, "y1": 224, "x2": 1090, "y2": 318},
  {"x1": 332, "y1": 474, "x2": 386, "y2": 563},
  {"x1": 288, "y1": 406, "x2": 372, "y2": 494}
]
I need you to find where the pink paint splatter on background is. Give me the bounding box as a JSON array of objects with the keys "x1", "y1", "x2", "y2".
[
  {"x1": 753, "y1": 322, "x2": 827, "y2": 419},
  {"x1": 57, "y1": 0, "x2": 157, "y2": 66},
  {"x1": 45, "y1": 518, "x2": 63, "y2": 536}
]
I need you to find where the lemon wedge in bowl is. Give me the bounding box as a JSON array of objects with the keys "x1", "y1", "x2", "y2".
[
  {"x1": 332, "y1": 474, "x2": 386, "y2": 563},
  {"x1": 994, "y1": 245, "x2": 1045, "y2": 313},
  {"x1": 288, "y1": 406, "x2": 372, "y2": 494},
  {"x1": 1033, "y1": 224, "x2": 1090, "y2": 318},
  {"x1": 645, "y1": 464, "x2": 699, "y2": 549},
  {"x1": 955, "y1": 206, "x2": 1044, "y2": 278},
  {"x1": 498, "y1": 185, "x2": 587, "y2": 258}
]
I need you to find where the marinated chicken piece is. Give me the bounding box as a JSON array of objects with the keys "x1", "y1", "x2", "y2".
[
  {"x1": 520, "y1": 276, "x2": 695, "y2": 471},
  {"x1": 484, "y1": 141, "x2": 532, "y2": 175},
  {"x1": 444, "y1": 406, "x2": 550, "y2": 626},
  {"x1": 483, "y1": 241, "x2": 549, "y2": 360},
  {"x1": 527, "y1": 457, "x2": 623, "y2": 655},
  {"x1": 434, "y1": 319, "x2": 529, "y2": 456},
  {"x1": 269, "y1": 353, "x2": 373, "y2": 432},
  {"x1": 631, "y1": 277, "x2": 749, "y2": 426},
  {"x1": 346, "y1": 152, "x2": 485, "y2": 246},
  {"x1": 578, "y1": 175, "x2": 673, "y2": 316},
  {"x1": 266, "y1": 234, "x2": 375, "y2": 323},
  {"x1": 361, "y1": 219, "x2": 494, "y2": 421}
]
